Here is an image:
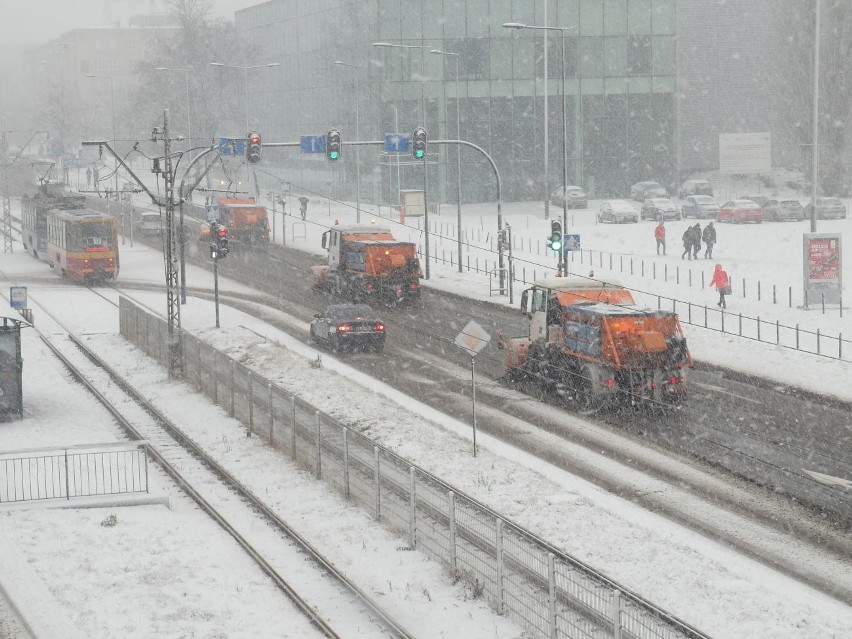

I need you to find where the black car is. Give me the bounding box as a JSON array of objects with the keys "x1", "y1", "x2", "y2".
[{"x1": 310, "y1": 304, "x2": 386, "y2": 353}]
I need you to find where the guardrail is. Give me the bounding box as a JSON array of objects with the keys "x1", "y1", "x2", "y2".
[
  {"x1": 120, "y1": 296, "x2": 710, "y2": 639},
  {"x1": 0, "y1": 443, "x2": 149, "y2": 503}
]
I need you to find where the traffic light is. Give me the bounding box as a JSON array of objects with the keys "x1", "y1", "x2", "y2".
[
  {"x1": 246, "y1": 131, "x2": 262, "y2": 164},
  {"x1": 216, "y1": 225, "x2": 229, "y2": 258},
  {"x1": 548, "y1": 220, "x2": 563, "y2": 251},
  {"x1": 326, "y1": 129, "x2": 341, "y2": 161},
  {"x1": 412, "y1": 127, "x2": 427, "y2": 159}
]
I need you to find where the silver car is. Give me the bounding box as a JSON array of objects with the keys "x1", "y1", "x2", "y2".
[
  {"x1": 681, "y1": 195, "x2": 721, "y2": 220},
  {"x1": 630, "y1": 181, "x2": 667, "y2": 201},
  {"x1": 550, "y1": 185, "x2": 587, "y2": 209},
  {"x1": 598, "y1": 200, "x2": 639, "y2": 224},
  {"x1": 640, "y1": 198, "x2": 680, "y2": 221},
  {"x1": 763, "y1": 199, "x2": 804, "y2": 222},
  {"x1": 805, "y1": 197, "x2": 847, "y2": 220}
]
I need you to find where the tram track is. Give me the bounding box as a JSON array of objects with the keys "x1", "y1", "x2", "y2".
[{"x1": 27, "y1": 287, "x2": 419, "y2": 639}]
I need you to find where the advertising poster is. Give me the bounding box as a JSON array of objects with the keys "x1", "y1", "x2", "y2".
[{"x1": 803, "y1": 233, "x2": 842, "y2": 305}]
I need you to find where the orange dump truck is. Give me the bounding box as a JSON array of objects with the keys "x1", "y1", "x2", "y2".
[
  {"x1": 311, "y1": 224, "x2": 422, "y2": 304},
  {"x1": 200, "y1": 197, "x2": 269, "y2": 246},
  {"x1": 498, "y1": 277, "x2": 692, "y2": 407}
]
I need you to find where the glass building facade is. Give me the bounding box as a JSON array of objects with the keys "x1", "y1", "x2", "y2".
[{"x1": 234, "y1": 0, "x2": 676, "y2": 202}]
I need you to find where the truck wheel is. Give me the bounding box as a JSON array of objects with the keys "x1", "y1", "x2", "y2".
[{"x1": 573, "y1": 367, "x2": 597, "y2": 411}]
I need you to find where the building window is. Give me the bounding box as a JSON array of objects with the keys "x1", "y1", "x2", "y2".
[{"x1": 627, "y1": 35, "x2": 651, "y2": 75}]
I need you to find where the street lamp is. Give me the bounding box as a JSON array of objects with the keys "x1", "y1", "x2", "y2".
[
  {"x1": 430, "y1": 49, "x2": 464, "y2": 273},
  {"x1": 156, "y1": 67, "x2": 192, "y2": 159},
  {"x1": 504, "y1": 22, "x2": 576, "y2": 275},
  {"x1": 333, "y1": 60, "x2": 362, "y2": 223},
  {"x1": 209, "y1": 62, "x2": 280, "y2": 132},
  {"x1": 84, "y1": 73, "x2": 118, "y2": 195},
  {"x1": 504, "y1": 22, "x2": 551, "y2": 220},
  {"x1": 372, "y1": 42, "x2": 431, "y2": 280},
  {"x1": 210, "y1": 62, "x2": 280, "y2": 194}
]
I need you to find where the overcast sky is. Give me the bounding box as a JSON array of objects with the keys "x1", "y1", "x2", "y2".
[{"x1": 2, "y1": 0, "x2": 258, "y2": 48}]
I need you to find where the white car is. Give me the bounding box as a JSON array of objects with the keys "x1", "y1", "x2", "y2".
[{"x1": 598, "y1": 200, "x2": 639, "y2": 224}]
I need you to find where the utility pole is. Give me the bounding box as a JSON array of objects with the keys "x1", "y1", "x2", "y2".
[{"x1": 153, "y1": 110, "x2": 184, "y2": 377}]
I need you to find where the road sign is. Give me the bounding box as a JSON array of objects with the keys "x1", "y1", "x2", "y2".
[
  {"x1": 564, "y1": 234, "x2": 581, "y2": 251},
  {"x1": 454, "y1": 320, "x2": 491, "y2": 358},
  {"x1": 9, "y1": 286, "x2": 27, "y2": 309},
  {"x1": 384, "y1": 134, "x2": 410, "y2": 154},
  {"x1": 300, "y1": 135, "x2": 327, "y2": 154},
  {"x1": 218, "y1": 138, "x2": 245, "y2": 156}
]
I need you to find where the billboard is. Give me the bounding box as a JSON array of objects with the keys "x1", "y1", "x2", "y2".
[
  {"x1": 803, "y1": 233, "x2": 842, "y2": 305},
  {"x1": 719, "y1": 132, "x2": 771, "y2": 174}
]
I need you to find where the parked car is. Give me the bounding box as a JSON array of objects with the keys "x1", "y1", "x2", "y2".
[
  {"x1": 550, "y1": 185, "x2": 587, "y2": 209},
  {"x1": 678, "y1": 179, "x2": 713, "y2": 199},
  {"x1": 718, "y1": 200, "x2": 764, "y2": 223},
  {"x1": 630, "y1": 181, "x2": 668, "y2": 201},
  {"x1": 640, "y1": 198, "x2": 679, "y2": 221},
  {"x1": 309, "y1": 304, "x2": 386, "y2": 353},
  {"x1": 740, "y1": 194, "x2": 769, "y2": 208},
  {"x1": 763, "y1": 198, "x2": 804, "y2": 222},
  {"x1": 805, "y1": 197, "x2": 847, "y2": 220},
  {"x1": 134, "y1": 211, "x2": 162, "y2": 237},
  {"x1": 681, "y1": 195, "x2": 721, "y2": 220},
  {"x1": 598, "y1": 200, "x2": 639, "y2": 224}
]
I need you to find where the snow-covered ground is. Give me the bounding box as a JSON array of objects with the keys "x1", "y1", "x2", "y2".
[{"x1": 1, "y1": 173, "x2": 850, "y2": 638}]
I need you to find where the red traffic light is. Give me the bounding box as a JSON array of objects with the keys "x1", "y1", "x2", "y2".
[{"x1": 249, "y1": 133, "x2": 261, "y2": 144}]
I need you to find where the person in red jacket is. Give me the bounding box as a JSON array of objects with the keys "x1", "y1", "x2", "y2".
[
  {"x1": 709, "y1": 263, "x2": 730, "y2": 308},
  {"x1": 654, "y1": 220, "x2": 666, "y2": 255}
]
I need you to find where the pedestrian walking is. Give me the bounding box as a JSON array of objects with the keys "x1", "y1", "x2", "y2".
[
  {"x1": 299, "y1": 196, "x2": 308, "y2": 220},
  {"x1": 691, "y1": 223, "x2": 702, "y2": 259},
  {"x1": 681, "y1": 226, "x2": 693, "y2": 260},
  {"x1": 702, "y1": 222, "x2": 716, "y2": 259},
  {"x1": 709, "y1": 263, "x2": 731, "y2": 309},
  {"x1": 654, "y1": 221, "x2": 666, "y2": 255},
  {"x1": 93, "y1": 166, "x2": 100, "y2": 187},
  {"x1": 86, "y1": 167, "x2": 92, "y2": 188}
]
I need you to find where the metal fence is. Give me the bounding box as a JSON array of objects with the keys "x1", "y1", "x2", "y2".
[
  {"x1": 0, "y1": 443, "x2": 149, "y2": 503},
  {"x1": 412, "y1": 234, "x2": 849, "y2": 363},
  {"x1": 119, "y1": 296, "x2": 709, "y2": 639}
]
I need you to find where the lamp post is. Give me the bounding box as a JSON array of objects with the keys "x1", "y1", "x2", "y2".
[
  {"x1": 333, "y1": 60, "x2": 362, "y2": 223},
  {"x1": 156, "y1": 67, "x2": 192, "y2": 159},
  {"x1": 84, "y1": 73, "x2": 118, "y2": 195},
  {"x1": 210, "y1": 62, "x2": 280, "y2": 194},
  {"x1": 504, "y1": 22, "x2": 576, "y2": 274},
  {"x1": 430, "y1": 49, "x2": 464, "y2": 273},
  {"x1": 810, "y1": 0, "x2": 821, "y2": 233},
  {"x1": 372, "y1": 42, "x2": 431, "y2": 280}
]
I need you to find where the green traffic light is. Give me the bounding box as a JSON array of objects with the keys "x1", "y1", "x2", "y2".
[
  {"x1": 329, "y1": 150, "x2": 339, "y2": 160},
  {"x1": 415, "y1": 150, "x2": 424, "y2": 159}
]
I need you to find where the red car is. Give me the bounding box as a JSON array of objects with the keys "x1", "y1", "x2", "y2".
[{"x1": 717, "y1": 199, "x2": 764, "y2": 224}]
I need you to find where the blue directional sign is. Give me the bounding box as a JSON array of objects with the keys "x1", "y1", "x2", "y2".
[
  {"x1": 218, "y1": 138, "x2": 245, "y2": 156},
  {"x1": 301, "y1": 135, "x2": 327, "y2": 154},
  {"x1": 384, "y1": 134, "x2": 410, "y2": 154},
  {"x1": 563, "y1": 234, "x2": 581, "y2": 251}
]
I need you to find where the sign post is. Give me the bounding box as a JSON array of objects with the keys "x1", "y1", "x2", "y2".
[
  {"x1": 453, "y1": 320, "x2": 491, "y2": 457},
  {"x1": 563, "y1": 234, "x2": 581, "y2": 277}
]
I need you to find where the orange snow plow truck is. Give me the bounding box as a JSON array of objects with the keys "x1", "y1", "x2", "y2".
[
  {"x1": 498, "y1": 277, "x2": 692, "y2": 407},
  {"x1": 311, "y1": 224, "x2": 422, "y2": 304},
  {"x1": 200, "y1": 197, "x2": 269, "y2": 246}
]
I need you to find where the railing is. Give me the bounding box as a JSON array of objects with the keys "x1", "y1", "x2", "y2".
[
  {"x1": 413, "y1": 226, "x2": 849, "y2": 362},
  {"x1": 0, "y1": 443, "x2": 149, "y2": 503},
  {"x1": 119, "y1": 296, "x2": 710, "y2": 639}
]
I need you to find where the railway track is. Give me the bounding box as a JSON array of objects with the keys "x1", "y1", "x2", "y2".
[{"x1": 29, "y1": 288, "x2": 418, "y2": 639}]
